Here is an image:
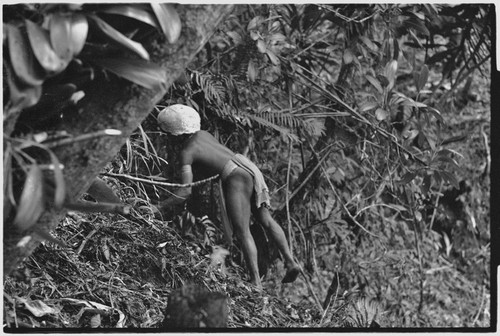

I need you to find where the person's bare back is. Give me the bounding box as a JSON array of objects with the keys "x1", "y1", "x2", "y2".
[{"x1": 181, "y1": 131, "x2": 236, "y2": 179}]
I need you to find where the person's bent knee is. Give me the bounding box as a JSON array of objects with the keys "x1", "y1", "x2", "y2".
[{"x1": 256, "y1": 206, "x2": 274, "y2": 228}]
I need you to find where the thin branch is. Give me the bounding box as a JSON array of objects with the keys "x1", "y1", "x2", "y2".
[
  {"x1": 481, "y1": 124, "x2": 490, "y2": 176},
  {"x1": 45, "y1": 129, "x2": 122, "y2": 148},
  {"x1": 286, "y1": 137, "x2": 294, "y2": 255},
  {"x1": 105, "y1": 172, "x2": 219, "y2": 188},
  {"x1": 405, "y1": 191, "x2": 425, "y2": 317},
  {"x1": 276, "y1": 145, "x2": 334, "y2": 212},
  {"x1": 76, "y1": 228, "x2": 98, "y2": 255},
  {"x1": 472, "y1": 285, "x2": 486, "y2": 326},
  {"x1": 429, "y1": 180, "x2": 444, "y2": 231},
  {"x1": 320, "y1": 164, "x2": 381, "y2": 239},
  {"x1": 355, "y1": 203, "x2": 407, "y2": 218}
]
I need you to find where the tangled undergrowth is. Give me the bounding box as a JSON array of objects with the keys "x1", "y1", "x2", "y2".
[{"x1": 3, "y1": 202, "x2": 372, "y2": 330}]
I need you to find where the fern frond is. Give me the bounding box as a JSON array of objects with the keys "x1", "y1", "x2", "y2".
[
  {"x1": 245, "y1": 113, "x2": 299, "y2": 141},
  {"x1": 191, "y1": 71, "x2": 239, "y2": 106},
  {"x1": 254, "y1": 110, "x2": 325, "y2": 137},
  {"x1": 345, "y1": 297, "x2": 382, "y2": 328}
]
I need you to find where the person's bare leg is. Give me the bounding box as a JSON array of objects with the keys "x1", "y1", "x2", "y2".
[
  {"x1": 223, "y1": 171, "x2": 262, "y2": 289},
  {"x1": 256, "y1": 207, "x2": 300, "y2": 283}
]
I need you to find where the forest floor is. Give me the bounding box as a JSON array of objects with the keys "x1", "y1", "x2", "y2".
[{"x1": 3, "y1": 206, "x2": 353, "y2": 330}]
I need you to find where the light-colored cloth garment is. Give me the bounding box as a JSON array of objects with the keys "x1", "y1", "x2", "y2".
[
  {"x1": 222, "y1": 154, "x2": 271, "y2": 208},
  {"x1": 218, "y1": 154, "x2": 272, "y2": 244}
]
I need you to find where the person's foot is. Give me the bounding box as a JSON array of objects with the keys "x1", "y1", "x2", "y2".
[{"x1": 281, "y1": 264, "x2": 300, "y2": 283}]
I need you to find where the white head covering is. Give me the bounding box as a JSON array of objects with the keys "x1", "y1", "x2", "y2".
[{"x1": 157, "y1": 104, "x2": 201, "y2": 135}]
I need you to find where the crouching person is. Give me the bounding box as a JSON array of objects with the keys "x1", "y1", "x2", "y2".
[{"x1": 157, "y1": 104, "x2": 300, "y2": 289}]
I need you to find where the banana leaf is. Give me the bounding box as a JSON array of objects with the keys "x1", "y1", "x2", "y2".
[
  {"x1": 92, "y1": 58, "x2": 166, "y2": 90},
  {"x1": 150, "y1": 3, "x2": 181, "y2": 44},
  {"x1": 89, "y1": 14, "x2": 149, "y2": 60}
]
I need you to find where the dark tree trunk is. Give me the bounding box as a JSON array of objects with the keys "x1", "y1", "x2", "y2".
[{"x1": 4, "y1": 5, "x2": 234, "y2": 275}]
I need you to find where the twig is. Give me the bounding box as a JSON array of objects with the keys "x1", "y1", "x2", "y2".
[
  {"x1": 429, "y1": 180, "x2": 444, "y2": 231},
  {"x1": 105, "y1": 172, "x2": 219, "y2": 188},
  {"x1": 42, "y1": 271, "x2": 64, "y2": 297},
  {"x1": 95, "y1": 280, "x2": 165, "y2": 303},
  {"x1": 405, "y1": 192, "x2": 425, "y2": 317},
  {"x1": 45, "y1": 129, "x2": 122, "y2": 148},
  {"x1": 229, "y1": 321, "x2": 252, "y2": 328},
  {"x1": 13, "y1": 296, "x2": 18, "y2": 328},
  {"x1": 108, "y1": 263, "x2": 120, "y2": 309},
  {"x1": 319, "y1": 272, "x2": 339, "y2": 325},
  {"x1": 76, "y1": 228, "x2": 98, "y2": 255},
  {"x1": 286, "y1": 138, "x2": 293, "y2": 254},
  {"x1": 355, "y1": 203, "x2": 408, "y2": 217},
  {"x1": 481, "y1": 124, "x2": 490, "y2": 176},
  {"x1": 472, "y1": 285, "x2": 486, "y2": 326},
  {"x1": 277, "y1": 145, "x2": 333, "y2": 212},
  {"x1": 291, "y1": 218, "x2": 307, "y2": 259},
  {"x1": 319, "y1": 164, "x2": 381, "y2": 239}
]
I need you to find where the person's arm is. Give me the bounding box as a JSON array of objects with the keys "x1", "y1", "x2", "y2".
[{"x1": 159, "y1": 164, "x2": 193, "y2": 209}]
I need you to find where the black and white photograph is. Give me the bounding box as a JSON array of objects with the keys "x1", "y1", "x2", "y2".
[{"x1": 2, "y1": 2, "x2": 495, "y2": 331}]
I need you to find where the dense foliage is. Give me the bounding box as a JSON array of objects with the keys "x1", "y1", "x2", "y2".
[
  {"x1": 157, "y1": 4, "x2": 491, "y2": 327},
  {"x1": 3, "y1": 4, "x2": 491, "y2": 328}
]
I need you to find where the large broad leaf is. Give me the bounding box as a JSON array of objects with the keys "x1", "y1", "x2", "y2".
[
  {"x1": 89, "y1": 14, "x2": 150, "y2": 60},
  {"x1": 247, "y1": 59, "x2": 257, "y2": 82},
  {"x1": 415, "y1": 65, "x2": 429, "y2": 92},
  {"x1": 226, "y1": 31, "x2": 242, "y2": 45},
  {"x1": 48, "y1": 151, "x2": 65, "y2": 208},
  {"x1": 343, "y1": 48, "x2": 354, "y2": 65},
  {"x1": 49, "y1": 13, "x2": 72, "y2": 61},
  {"x1": 365, "y1": 75, "x2": 383, "y2": 94},
  {"x1": 427, "y1": 107, "x2": 444, "y2": 123},
  {"x1": 247, "y1": 16, "x2": 264, "y2": 31},
  {"x1": 359, "y1": 101, "x2": 378, "y2": 113},
  {"x1": 425, "y1": 48, "x2": 454, "y2": 65},
  {"x1": 92, "y1": 58, "x2": 166, "y2": 90},
  {"x1": 440, "y1": 171, "x2": 459, "y2": 189},
  {"x1": 99, "y1": 5, "x2": 160, "y2": 29},
  {"x1": 6, "y1": 24, "x2": 45, "y2": 86},
  {"x1": 384, "y1": 60, "x2": 398, "y2": 91},
  {"x1": 375, "y1": 108, "x2": 388, "y2": 121},
  {"x1": 396, "y1": 171, "x2": 416, "y2": 186},
  {"x1": 13, "y1": 164, "x2": 45, "y2": 231},
  {"x1": 403, "y1": 15, "x2": 430, "y2": 36},
  {"x1": 150, "y1": 3, "x2": 181, "y2": 44},
  {"x1": 360, "y1": 36, "x2": 378, "y2": 52},
  {"x1": 25, "y1": 19, "x2": 68, "y2": 74},
  {"x1": 256, "y1": 39, "x2": 266, "y2": 53},
  {"x1": 266, "y1": 49, "x2": 279, "y2": 65},
  {"x1": 69, "y1": 13, "x2": 88, "y2": 56},
  {"x1": 4, "y1": 60, "x2": 42, "y2": 111},
  {"x1": 15, "y1": 298, "x2": 57, "y2": 317},
  {"x1": 392, "y1": 38, "x2": 400, "y2": 60}
]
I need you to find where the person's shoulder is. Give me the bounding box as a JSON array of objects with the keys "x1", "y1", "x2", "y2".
[
  {"x1": 195, "y1": 130, "x2": 212, "y2": 137},
  {"x1": 184, "y1": 131, "x2": 210, "y2": 150},
  {"x1": 192, "y1": 130, "x2": 215, "y2": 141}
]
